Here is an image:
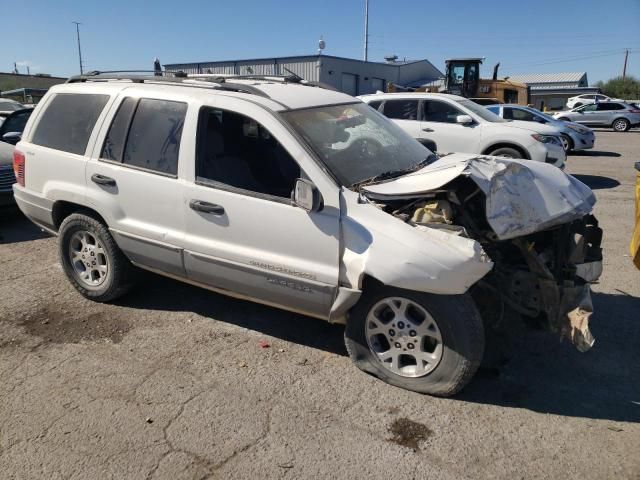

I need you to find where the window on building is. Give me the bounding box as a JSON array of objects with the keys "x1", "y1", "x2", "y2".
[
  {"x1": 383, "y1": 99, "x2": 419, "y2": 120},
  {"x1": 196, "y1": 108, "x2": 300, "y2": 200},
  {"x1": 31, "y1": 93, "x2": 109, "y2": 155},
  {"x1": 422, "y1": 100, "x2": 463, "y2": 123}
]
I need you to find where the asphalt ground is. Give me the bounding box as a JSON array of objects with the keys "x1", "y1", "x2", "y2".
[{"x1": 0, "y1": 130, "x2": 638, "y2": 479}]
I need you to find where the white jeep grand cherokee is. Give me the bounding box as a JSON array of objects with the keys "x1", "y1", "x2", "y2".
[{"x1": 13, "y1": 73, "x2": 602, "y2": 396}]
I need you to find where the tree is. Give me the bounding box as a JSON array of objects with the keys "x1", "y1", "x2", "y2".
[{"x1": 595, "y1": 76, "x2": 640, "y2": 100}]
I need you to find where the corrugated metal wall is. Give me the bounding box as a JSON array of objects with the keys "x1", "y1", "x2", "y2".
[
  {"x1": 164, "y1": 56, "x2": 443, "y2": 95},
  {"x1": 165, "y1": 58, "x2": 320, "y2": 81}
]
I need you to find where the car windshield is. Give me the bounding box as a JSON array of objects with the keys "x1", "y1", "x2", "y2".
[
  {"x1": 458, "y1": 99, "x2": 507, "y2": 122},
  {"x1": 525, "y1": 108, "x2": 557, "y2": 122},
  {"x1": 282, "y1": 102, "x2": 434, "y2": 187}
]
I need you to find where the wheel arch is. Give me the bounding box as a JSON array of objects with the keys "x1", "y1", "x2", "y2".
[
  {"x1": 481, "y1": 142, "x2": 530, "y2": 159},
  {"x1": 52, "y1": 200, "x2": 108, "y2": 232}
]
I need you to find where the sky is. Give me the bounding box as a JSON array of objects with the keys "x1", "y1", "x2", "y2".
[{"x1": 4, "y1": 0, "x2": 640, "y2": 84}]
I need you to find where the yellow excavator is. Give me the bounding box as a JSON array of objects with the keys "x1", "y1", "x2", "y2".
[{"x1": 389, "y1": 57, "x2": 530, "y2": 105}]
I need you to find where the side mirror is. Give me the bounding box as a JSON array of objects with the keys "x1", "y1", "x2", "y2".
[
  {"x1": 293, "y1": 178, "x2": 323, "y2": 212},
  {"x1": 456, "y1": 115, "x2": 473, "y2": 125},
  {"x1": 1, "y1": 132, "x2": 21, "y2": 145}
]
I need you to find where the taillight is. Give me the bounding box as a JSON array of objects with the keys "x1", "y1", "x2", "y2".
[{"x1": 13, "y1": 150, "x2": 25, "y2": 187}]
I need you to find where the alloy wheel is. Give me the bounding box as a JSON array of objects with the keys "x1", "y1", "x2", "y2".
[
  {"x1": 365, "y1": 297, "x2": 443, "y2": 378},
  {"x1": 68, "y1": 230, "x2": 109, "y2": 287}
]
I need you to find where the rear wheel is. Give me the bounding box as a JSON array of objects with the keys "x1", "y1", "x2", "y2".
[
  {"x1": 612, "y1": 118, "x2": 630, "y2": 132},
  {"x1": 488, "y1": 146, "x2": 522, "y2": 159},
  {"x1": 560, "y1": 134, "x2": 573, "y2": 152},
  {"x1": 59, "y1": 213, "x2": 136, "y2": 302},
  {"x1": 345, "y1": 286, "x2": 484, "y2": 396}
]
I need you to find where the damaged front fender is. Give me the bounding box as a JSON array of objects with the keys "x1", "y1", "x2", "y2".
[{"x1": 339, "y1": 189, "x2": 493, "y2": 294}]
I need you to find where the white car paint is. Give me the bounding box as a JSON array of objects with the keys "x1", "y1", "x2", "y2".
[
  {"x1": 359, "y1": 92, "x2": 566, "y2": 168},
  {"x1": 566, "y1": 93, "x2": 621, "y2": 109}
]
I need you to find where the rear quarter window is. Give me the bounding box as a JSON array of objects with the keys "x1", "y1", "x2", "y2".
[{"x1": 31, "y1": 93, "x2": 109, "y2": 155}]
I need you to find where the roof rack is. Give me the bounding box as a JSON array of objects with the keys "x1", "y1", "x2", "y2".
[{"x1": 65, "y1": 71, "x2": 274, "y2": 100}]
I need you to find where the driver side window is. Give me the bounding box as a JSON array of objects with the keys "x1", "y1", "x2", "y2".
[
  {"x1": 581, "y1": 104, "x2": 597, "y2": 112},
  {"x1": 423, "y1": 100, "x2": 464, "y2": 123},
  {"x1": 196, "y1": 107, "x2": 301, "y2": 200}
]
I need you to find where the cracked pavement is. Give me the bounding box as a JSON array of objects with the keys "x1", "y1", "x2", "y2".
[{"x1": 1, "y1": 131, "x2": 639, "y2": 479}]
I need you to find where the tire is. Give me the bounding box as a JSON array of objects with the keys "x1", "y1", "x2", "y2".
[
  {"x1": 344, "y1": 286, "x2": 484, "y2": 397},
  {"x1": 488, "y1": 146, "x2": 522, "y2": 159},
  {"x1": 560, "y1": 134, "x2": 573, "y2": 153},
  {"x1": 58, "y1": 213, "x2": 136, "y2": 302},
  {"x1": 612, "y1": 118, "x2": 630, "y2": 132}
]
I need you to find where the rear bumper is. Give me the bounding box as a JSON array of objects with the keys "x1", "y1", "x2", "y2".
[{"x1": 12, "y1": 184, "x2": 55, "y2": 231}]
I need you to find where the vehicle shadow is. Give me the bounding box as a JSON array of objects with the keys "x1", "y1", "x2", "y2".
[
  {"x1": 116, "y1": 273, "x2": 349, "y2": 356},
  {"x1": 571, "y1": 150, "x2": 621, "y2": 157},
  {"x1": 0, "y1": 207, "x2": 50, "y2": 244},
  {"x1": 458, "y1": 291, "x2": 640, "y2": 423},
  {"x1": 121, "y1": 273, "x2": 639, "y2": 422},
  {"x1": 571, "y1": 174, "x2": 621, "y2": 190}
]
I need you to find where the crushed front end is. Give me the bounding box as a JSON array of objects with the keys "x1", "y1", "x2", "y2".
[{"x1": 362, "y1": 155, "x2": 604, "y2": 351}]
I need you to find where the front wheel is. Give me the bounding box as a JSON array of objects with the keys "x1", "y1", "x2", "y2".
[
  {"x1": 612, "y1": 118, "x2": 630, "y2": 132},
  {"x1": 488, "y1": 146, "x2": 522, "y2": 159},
  {"x1": 560, "y1": 134, "x2": 573, "y2": 152},
  {"x1": 345, "y1": 286, "x2": 484, "y2": 396}
]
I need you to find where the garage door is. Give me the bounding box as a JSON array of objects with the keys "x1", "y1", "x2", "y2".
[
  {"x1": 341, "y1": 73, "x2": 358, "y2": 96},
  {"x1": 371, "y1": 77, "x2": 385, "y2": 93}
]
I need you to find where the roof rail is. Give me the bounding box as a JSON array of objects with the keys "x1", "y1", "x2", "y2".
[
  {"x1": 184, "y1": 73, "x2": 339, "y2": 92},
  {"x1": 65, "y1": 71, "x2": 273, "y2": 100}
]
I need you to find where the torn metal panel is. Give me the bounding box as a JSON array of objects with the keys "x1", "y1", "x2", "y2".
[
  {"x1": 363, "y1": 154, "x2": 595, "y2": 240},
  {"x1": 339, "y1": 189, "x2": 493, "y2": 295},
  {"x1": 561, "y1": 284, "x2": 595, "y2": 352}
]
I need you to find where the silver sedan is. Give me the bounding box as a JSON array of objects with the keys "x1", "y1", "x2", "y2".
[{"x1": 487, "y1": 104, "x2": 594, "y2": 152}]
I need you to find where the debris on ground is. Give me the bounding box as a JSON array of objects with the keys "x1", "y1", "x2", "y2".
[
  {"x1": 145, "y1": 417, "x2": 153, "y2": 424},
  {"x1": 258, "y1": 340, "x2": 270, "y2": 349},
  {"x1": 278, "y1": 348, "x2": 285, "y2": 353}
]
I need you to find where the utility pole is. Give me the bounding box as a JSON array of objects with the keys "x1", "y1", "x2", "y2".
[
  {"x1": 72, "y1": 21, "x2": 84, "y2": 75},
  {"x1": 622, "y1": 48, "x2": 629, "y2": 80},
  {"x1": 363, "y1": 0, "x2": 369, "y2": 62}
]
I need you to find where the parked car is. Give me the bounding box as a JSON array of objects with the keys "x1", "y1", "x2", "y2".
[
  {"x1": 487, "y1": 104, "x2": 595, "y2": 153},
  {"x1": 553, "y1": 102, "x2": 640, "y2": 132},
  {"x1": 0, "y1": 141, "x2": 16, "y2": 206},
  {"x1": 13, "y1": 74, "x2": 602, "y2": 396},
  {"x1": 566, "y1": 93, "x2": 621, "y2": 109},
  {"x1": 359, "y1": 92, "x2": 566, "y2": 168},
  {"x1": 0, "y1": 108, "x2": 33, "y2": 145}
]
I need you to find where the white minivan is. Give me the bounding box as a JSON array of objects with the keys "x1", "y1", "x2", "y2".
[{"x1": 359, "y1": 93, "x2": 566, "y2": 168}]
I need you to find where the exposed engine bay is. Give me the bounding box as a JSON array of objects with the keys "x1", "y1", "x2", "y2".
[{"x1": 361, "y1": 155, "x2": 603, "y2": 351}]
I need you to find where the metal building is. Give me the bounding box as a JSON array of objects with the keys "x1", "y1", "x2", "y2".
[
  {"x1": 163, "y1": 55, "x2": 443, "y2": 96},
  {"x1": 506, "y1": 72, "x2": 598, "y2": 111}
]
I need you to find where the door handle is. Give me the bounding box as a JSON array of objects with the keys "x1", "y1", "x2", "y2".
[
  {"x1": 190, "y1": 200, "x2": 225, "y2": 215},
  {"x1": 91, "y1": 173, "x2": 116, "y2": 186},
  {"x1": 422, "y1": 127, "x2": 434, "y2": 132}
]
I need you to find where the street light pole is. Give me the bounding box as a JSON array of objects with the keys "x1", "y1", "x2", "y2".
[
  {"x1": 72, "y1": 21, "x2": 84, "y2": 75},
  {"x1": 363, "y1": 0, "x2": 369, "y2": 62}
]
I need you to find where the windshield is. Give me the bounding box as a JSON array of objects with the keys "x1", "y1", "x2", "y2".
[
  {"x1": 282, "y1": 102, "x2": 434, "y2": 187},
  {"x1": 458, "y1": 99, "x2": 507, "y2": 122}
]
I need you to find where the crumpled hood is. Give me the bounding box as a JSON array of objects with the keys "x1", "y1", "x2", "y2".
[{"x1": 362, "y1": 153, "x2": 596, "y2": 240}]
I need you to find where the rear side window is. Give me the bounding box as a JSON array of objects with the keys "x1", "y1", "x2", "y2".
[
  {"x1": 101, "y1": 98, "x2": 187, "y2": 176},
  {"x1": 597, "y1": 102, "x2": 624, "y2": 111},
  {"x1": 367, "y1": 100, "x2": 382, "y2": 111},
  {"x1": 31, "y1": 93, "x2": 109, "y2": 155},
  {"x1": 382, "y1": 100, "x2": 419, "y2": 120}
]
